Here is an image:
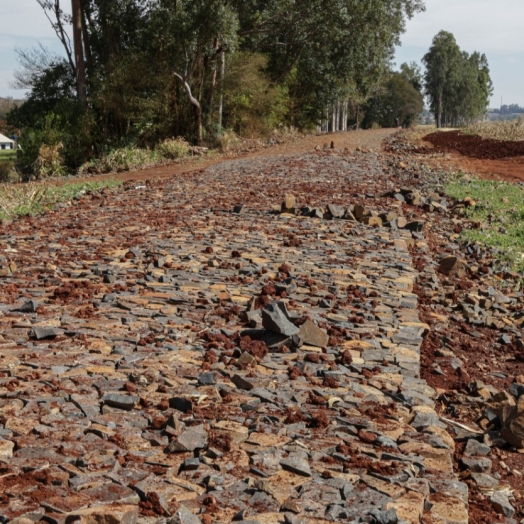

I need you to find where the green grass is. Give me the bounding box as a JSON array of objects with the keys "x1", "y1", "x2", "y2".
[
  {"x1": 445, "y1": 175, "x2": 524, "y2": 271},
  {"x1": 0, "y1": 150, "x2": 17, "y2": 162},
  {"x1": 0, "y1": 179, "x2": 122, "y2": 220}
]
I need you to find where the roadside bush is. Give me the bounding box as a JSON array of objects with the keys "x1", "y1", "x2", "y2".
[
  {"x1": 79, "y1": 147, "x2": 161, "y2": 175},
  {"x1": 33, "y1": 142, "x2": 66, "y2": 179},
  {"x1": 155, "y1": 137, "x2": 190, "y2": 159},
  {"x1": 216, "y1": 130, "x2": 241, "y2": 152},
  {"x1": 0, "y1": 161, "x2": 19, "y2": 183}
]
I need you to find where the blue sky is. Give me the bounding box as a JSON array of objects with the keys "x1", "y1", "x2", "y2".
[{"x1": 1, "y1": 0, "x2": 523, "y2": 108}]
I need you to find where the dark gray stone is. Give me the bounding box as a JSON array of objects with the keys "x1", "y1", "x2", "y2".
[
  {"x1": 198, "y1": 372, "x2": 217, "y2": 386},
  {"x1": 169, "y1": 397, "x2": 193, "y2": 413},
  {"x1": 101, "y1": 393, "x2": 138, "y2": 411},
  {"x1": 370, "y1": 508, "x2": 398, "y2": 524},
  {"x1": 231, "y1": 374, "x2": 256, "y2": 391},
  {"x1": 461, "y1": 457, "x2": 492, "y2": 473},
  {"x1": 168, "y1": 505, "x2": 202, "y2": 524},
  {"x1": 262, "y1": 302, "x2": 299, "y2": 336},
  {"x1": 183, "y1": 457, "x2": 200, "y2": 470},
  {"x1": 280, "y1": 452, "x2": 311, "y2": 477},
  {"x1": 490, "y1": 492, "x2": 515, "y2": 517},
  {"x1": 166, "y1": 424, "x2": 208, "y2": 452},
  {"x1": 32, "y1": 327, "x2": 61, "y2": 340},
  {"x1": 464, "y1": 439, "x2": 491, "y2": 457}
]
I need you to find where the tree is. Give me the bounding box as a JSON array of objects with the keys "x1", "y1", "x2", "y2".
[
  {"x1": 362, "y1": 71, "x2": 424, "y2": 129},
  {"x1": 422, "y1": 31, "x2": 462, "y2": 128},
  {"x1": 423, "y1": 31, "x2": 492, "y2": 127},
  {"x1": 11, "y1": 0, "x2": 427, "y2": 176},
  {"x1": 400, "y1": 62, "x2": 423, "y2": 91}
]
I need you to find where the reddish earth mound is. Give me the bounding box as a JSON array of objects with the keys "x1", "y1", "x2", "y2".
[{"x1": 423, "y1": 130, "x2": 524, "y2": 160}]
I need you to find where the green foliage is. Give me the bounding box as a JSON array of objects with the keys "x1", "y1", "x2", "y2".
[
  {"x1": 445, "y1": 176, "x2": 524, "y2": 271},
  {"x1": 362, "y1": 71, "x2": 424, "y2": 128},
  {"x1": 223, "y1": 53, "x2": 289, "y2": 137},
  {"x1": 423, "y1": 31, "x2": 493, "y2": 128},
  {"x1": 13, "y1": 0, "x2": 426, "y2": 176},
  {"x1": 16, "y1": 113, "x2": 70, "y2": 178},
  {"x1": 0, "y1": 155, "x2": 19, "y2": 183}
]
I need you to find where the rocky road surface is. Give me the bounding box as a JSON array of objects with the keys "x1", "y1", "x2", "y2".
[{"x1": 0, "y1": 130, "x2": 512, "y2": 524}]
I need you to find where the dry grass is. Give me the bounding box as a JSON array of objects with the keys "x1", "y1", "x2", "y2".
[
  {"x1": 33, "y1": 142, "x2": 66, "y2": 179},
  {"x1": 155, "y1": 137, "x2": 191, "y2": 159},
  {"x1": 216, "y1": 130, "x2": 243, "y2": 152},
  {"x1": 467, "y1": 118, "x2": 524, "y2": 142},
  {"x1": 0, "y1": 183, "x2": 47, "y2": 218},
  {"x1": 0, "y1": 179, "x2": 121, "y2": 219}
]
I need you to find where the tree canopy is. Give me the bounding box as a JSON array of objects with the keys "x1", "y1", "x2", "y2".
[
  {"x1": 423, "y1": 31, "x2": 493, "y2": 128},
  {"x1": 8, "y1": 0, "x2": 425, "y2": 172},
  {"x1": 362, "y1": 67, "x2": 424, "y2": 129}
]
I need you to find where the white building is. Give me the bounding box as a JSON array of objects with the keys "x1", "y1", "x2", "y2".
[{"x1": 0, "y1": 133, "x2": 15, "y2": 150}]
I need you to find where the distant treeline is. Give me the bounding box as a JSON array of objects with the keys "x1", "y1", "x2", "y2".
[{"x1": 495, "y1": 104, "x2": 524, "y2": 115}]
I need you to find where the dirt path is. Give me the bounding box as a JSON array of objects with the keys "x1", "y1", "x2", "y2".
[{"x1": 66, "y1": 128, "x2": 395, "y2": 185}]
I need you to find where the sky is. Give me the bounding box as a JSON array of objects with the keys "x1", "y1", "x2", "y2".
[
  {"x1": 1, "y1": 0, "x2": 523, "y2": 108},
  {"x1": 0, "y1": 0, "x2": 69, "y2": 98},
  {"x1": 394, "y1": 0, "x2": 524, "y2": 108}
]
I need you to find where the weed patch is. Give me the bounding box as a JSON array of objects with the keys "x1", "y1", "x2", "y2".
[
  {"x1": 79, "y1": 138, "x2": 194, "y2": 175},
  {"x1": 0, "y1": 179, "x2": 121, "y2": 220},
  {"x1": 445, "y1": 175, "x2": 524, "y2": 271}
]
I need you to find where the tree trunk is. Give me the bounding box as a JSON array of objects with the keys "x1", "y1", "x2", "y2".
[
  {"x1": 72, "y1": 0, "x2": 87, "y2": 109},
  {"x1": 437, "y1": 88, "x2": 443, "y2": 128},
  {"x1": 80, "y1": 0, "x2": 93, "y2": 76},
  {"x1": 217, "y1": 49, "x2": 225, "y2": 131},
  {"x1": 175, "y1": 73, "x2": 203, "y2": 145},
  {"x1": 208, "y1": 65, "x2": 217, "y2": 133}
]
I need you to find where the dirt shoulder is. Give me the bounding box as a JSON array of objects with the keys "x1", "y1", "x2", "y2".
[{"x1": 60, "y1": 128, "x2": 396, "y2": 186}]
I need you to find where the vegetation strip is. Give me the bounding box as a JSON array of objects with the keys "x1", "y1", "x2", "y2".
[
  {"x1": 445, "y1": 175, "x2": 524, "y2": 272},
  {"x1": 0, "y1": 179, "x2": 121, "y2": 220}
]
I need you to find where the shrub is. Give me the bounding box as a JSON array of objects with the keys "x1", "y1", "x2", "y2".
[
  {"x1": 33, "y1": 142, "x2": 66, "y2": 179},
  {"x1": 155, "y1": 137, "x2": 190, "y2": 159},
  {"x1": 79, "y1": 147, "x2": 160, "y2": 175},
  {"x1": 216, "y1": 130, "x2": 241, "y2": 152},
  {"x1": 0, "y1": 161, "x2": 19, "y2": 183}
]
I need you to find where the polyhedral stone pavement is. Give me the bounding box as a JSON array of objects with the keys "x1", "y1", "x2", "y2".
[{"x1": 0, "y1": 150, "x2": 467, "y2": 523}]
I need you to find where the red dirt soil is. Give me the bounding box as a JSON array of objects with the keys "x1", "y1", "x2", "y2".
[
  {"x1": 423, "y1": 130, "x2": 524, "y2": 160},
  {"x1": 417, "y1": 131, "x2": 524, "y2": 183}
]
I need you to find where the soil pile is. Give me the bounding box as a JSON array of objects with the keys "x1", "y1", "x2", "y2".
[{"x1": 423, "y1": 130, "x2": 524, "y2": 160}]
